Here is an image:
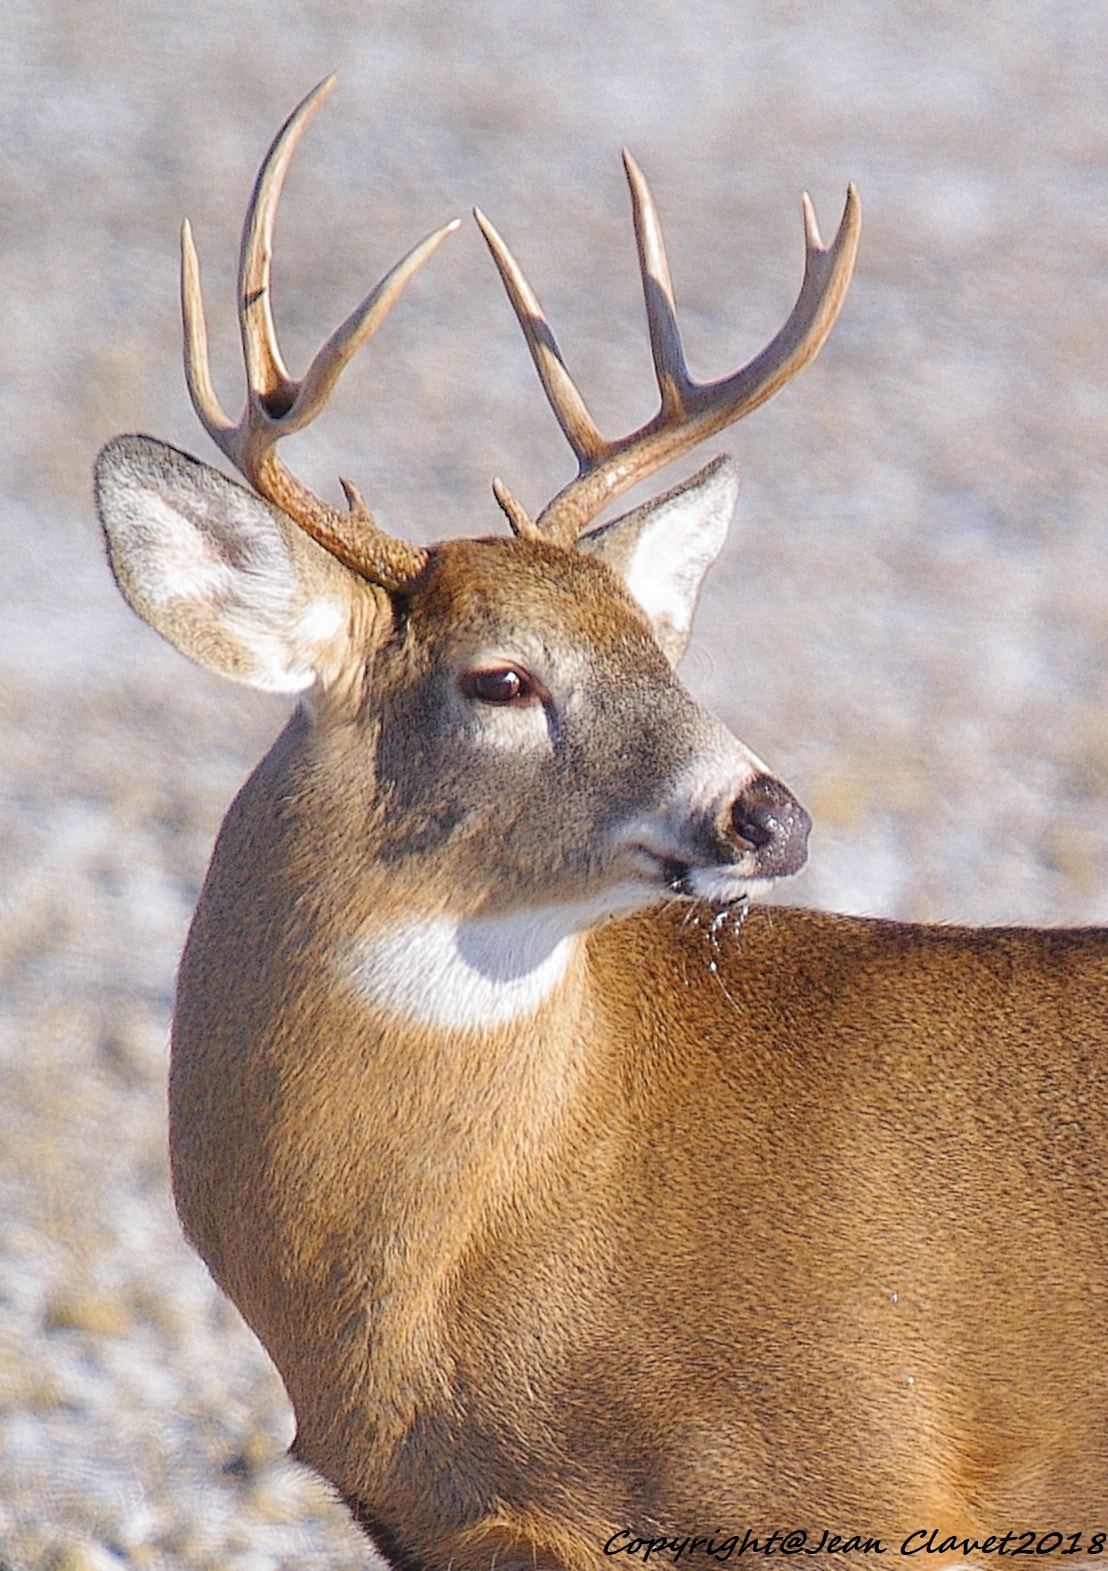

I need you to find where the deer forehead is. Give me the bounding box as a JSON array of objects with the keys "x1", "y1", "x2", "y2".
[{"x1": 404, "y1": 535, "x2": 665, "y2": 668}]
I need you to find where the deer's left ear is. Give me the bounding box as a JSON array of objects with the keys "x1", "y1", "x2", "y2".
[
  {"x1": 577, "y1": 455, "x2": 739, "y2": 664},
  {"x1": 95, "y1": 434, "x2": 361, "y2": 693}
]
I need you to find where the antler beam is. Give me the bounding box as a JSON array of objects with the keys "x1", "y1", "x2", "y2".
[
  {"x1": 477, "y1": 156, "x2": 861, "y2": 546},
  {"x1": 181, "y1": 74, "x2": 459, "y2": 590}
]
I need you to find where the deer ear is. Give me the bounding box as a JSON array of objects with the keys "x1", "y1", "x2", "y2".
[
  {"x1": 95, "y1": 435, "x2": 360, "y2": 692},
  {"x1": 576, "y1": 455, "x2": 739, "y2": 664}
]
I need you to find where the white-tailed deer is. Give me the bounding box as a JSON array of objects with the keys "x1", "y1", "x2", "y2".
[{"x1": 95, "y1": 78, "x2": 1108, "y2": 1570}]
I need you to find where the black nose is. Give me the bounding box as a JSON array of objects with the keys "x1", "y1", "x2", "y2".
[{"x1": 730, "y1": 774, "x2": 811, "y2": 878}]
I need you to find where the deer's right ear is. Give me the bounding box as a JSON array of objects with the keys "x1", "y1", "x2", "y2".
[
  {"x1": 95, "y1": 435, "x2": 360, "y2": 693},
  {"x1": 577, "y1": 455, "x2": 739, "y2": 665}
]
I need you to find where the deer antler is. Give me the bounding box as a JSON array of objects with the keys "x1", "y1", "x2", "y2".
[
  {"x1": 476, "y1": 155, "x2": 860, "y2": 546},
  {"x1": 181, "y1": 74, "x2": 459, "y2": 590}
]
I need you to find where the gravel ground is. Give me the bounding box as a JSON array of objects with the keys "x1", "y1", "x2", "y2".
[{"x1": 2, "y1": 2, "x2": 1107, "y2": 1565}]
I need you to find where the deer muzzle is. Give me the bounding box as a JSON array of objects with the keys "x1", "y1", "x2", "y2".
[{"x1": 727, "y1": 774, "x2": 811, "y2": 878}]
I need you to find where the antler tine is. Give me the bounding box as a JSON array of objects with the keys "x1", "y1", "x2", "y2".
[
  {"x1": 237, "y1": 75, "x2": 335, "y2": 416},
  {"x1": 180, "y1": 75, "x2": 460, "y2": 591},
  {"x1": 484, "y1": 161, "x2": 859, "y2": 547},
  {"x1": 622, "y1": 150, "x2": 693, "y2": 418},
  {"x1": 181, "y1": 215, "x2": 234, "y2": 450},
  {"x1": 683, "y1": 181, "x2": 862, "y2": 424},
  {"x1": 294, "y1": 221, "x2": 461, "y2": 428},
  {"x1": 473, "y1": 208, "x2": 609, "y2": 467}
]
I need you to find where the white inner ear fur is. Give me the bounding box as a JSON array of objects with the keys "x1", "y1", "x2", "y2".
[
  {"x1": 96, "y1": 434, "x2": 356, "y2": 693},
  {"x1": 578, "y1": 456, "x2": 739, "y2": 665}
]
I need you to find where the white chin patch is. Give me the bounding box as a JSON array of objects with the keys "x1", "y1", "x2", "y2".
[
  {"x1": 345, "y1": 882, "x2": 652, "y2": 1030},
  {"x1": 684, "y1": 867, "x2": 771, "y2": 906}
]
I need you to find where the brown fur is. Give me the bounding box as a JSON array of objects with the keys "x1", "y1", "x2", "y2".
[
  {"x1": 166, "y1": 536, "x2": 1108, "y2": 1567},
  {"x1": 90, "y1": 109, "x2": 1105, "y2": 1560},
  {"x1": 173, "y1": 873, "x2": 1108, "y2": 1563}
]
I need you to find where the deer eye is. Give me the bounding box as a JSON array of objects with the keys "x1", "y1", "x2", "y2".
[
  {"x1": 458, "y1": 662, "x2": 543, "y2": 706},
  {"x1": 460, "y1": 667, "x2": 536, "y2": 705}
]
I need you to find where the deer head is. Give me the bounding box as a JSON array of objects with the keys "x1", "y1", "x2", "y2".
[{"x1": 95, "y1": 74, "x2": 858, "y2": 976}]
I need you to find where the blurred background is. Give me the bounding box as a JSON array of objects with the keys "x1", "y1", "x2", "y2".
[{"x1": 1, "y1": 1, "x2": 1106, "y2": 1565}]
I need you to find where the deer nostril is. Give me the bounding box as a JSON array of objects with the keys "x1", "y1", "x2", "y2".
[
  {"x1": 731, "y1": 799, "x2": 776, "y2": 849},
  {"x1": 730, "y1": 775, "x2": 812, "y2": 876}
]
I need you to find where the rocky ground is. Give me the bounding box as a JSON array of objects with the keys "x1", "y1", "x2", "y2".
[{"x1": 1, "y1": 1, "x2": 1107, "y2": 1565}]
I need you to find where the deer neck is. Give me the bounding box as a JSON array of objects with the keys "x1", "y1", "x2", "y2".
[
  {"x1": 173, "y1": 733, "x2": 627, "y2": 1428},
  {"x1": 268, "y1": 907, "x2": 612, "y2": 1484}
]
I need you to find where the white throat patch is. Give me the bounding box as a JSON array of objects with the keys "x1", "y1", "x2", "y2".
[{"x1": 346, "y1": 885, "x2": 647, "y2": 1030}]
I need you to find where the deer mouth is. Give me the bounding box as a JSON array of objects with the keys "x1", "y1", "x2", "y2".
[
  {"x1": 636, "y1": 851, "x2": 758, "y2": 908},
  {"x1": 650, "y1": 855, "x2": 685, "y2": 887}
]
